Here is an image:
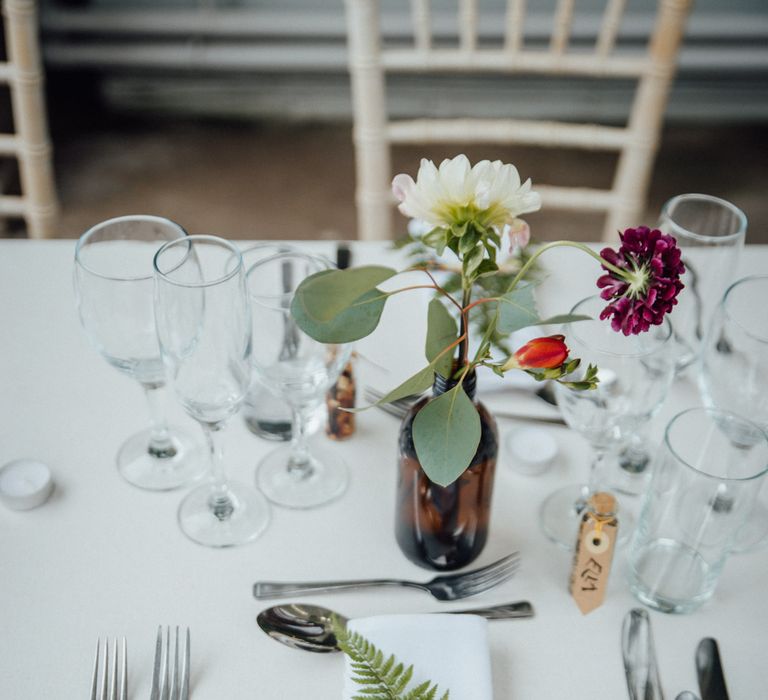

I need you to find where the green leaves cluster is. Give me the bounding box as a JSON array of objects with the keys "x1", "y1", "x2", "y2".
[
  {"x1": 290, "y1": 241, "x2": 596, "y2": 488},
  {"x1": 422, "y1": 221, "x2": 501, "y2": 288},
  {"x1": 534, "y1": 360, "x2": 599, "y2": 391},
  {"x1": 332, "y1": 616, "x2": 450, "y2": 700}
]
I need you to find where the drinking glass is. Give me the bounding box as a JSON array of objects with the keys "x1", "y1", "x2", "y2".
[
  {"x1": 540, "y1": 296, "x2": 676, "y2": 550},
  {"x1": 248, "y1": 251, "x2": 351, "y2": 509},
  {"x1": 628, "y1": 408, "x2": 768, "y2": 614},
  {"x1": 241, "y1": 243, "x2": 320, "y2": 442},
  {"x1": 700, "y1": 275, "x2": 768, "y2": 551},
  {"x1": 153, "y1": 235, "x2": 270, "y2": 547},
  {"x1": 656, "y1": 194, "x2": 747, "y2": 370},
  {"x1": 74, "y1": 215, "x2": 204, "y2": 490}
]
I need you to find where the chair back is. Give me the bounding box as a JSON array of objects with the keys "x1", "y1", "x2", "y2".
[{"x1": 345, "y1": 0, "x2": 693, "y2": 241}]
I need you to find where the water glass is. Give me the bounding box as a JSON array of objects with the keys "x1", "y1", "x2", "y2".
[
  {"x1": 248, "y1": 251, "x2": 351, "y2": 509},
  {"x1": 700, "y1": 274, "x2": 768, "y2": 550},
  {"x1": 74, "y1": 215, "x2": 204, "y2": 490},
  {"x1": 656, "y1": 194, "x2": 746, "y2": 369},
  {"x1": 628, "y1": 408, "x2": 768, "y2": 614},
  {"x1": 153, "y1": 235, "x2": 270, "y2": 547}
]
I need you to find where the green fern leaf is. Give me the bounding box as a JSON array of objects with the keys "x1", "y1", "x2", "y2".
[{"x1": 332, "y1": 616, "x2": 452, "y2": 700}]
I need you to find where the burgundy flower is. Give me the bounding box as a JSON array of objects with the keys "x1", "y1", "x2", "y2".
[{"x1": 597, "y1": 226, "x2": 685, "y2": 335}]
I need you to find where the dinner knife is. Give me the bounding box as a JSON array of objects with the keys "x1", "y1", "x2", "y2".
[
  {"x1": 621, "y1": 608, "x2": 665, "y2": 700},
  {"x1": 696, "y1": 638, "x2": 730, "y2": 700}
]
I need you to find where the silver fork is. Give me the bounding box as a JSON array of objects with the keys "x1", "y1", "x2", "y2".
[
  {"x1": 150, "y1": 626, "x2": 190, "y2": 700},
  {"x1": 90, "y1": 638, "x2": 127, "y2": 700},
  {"x1": 364, "y1": 386, "x2": 566, "y2": 425},
  {"x1": 253, "y1": 551, "x2": 520, "y2": 601}
]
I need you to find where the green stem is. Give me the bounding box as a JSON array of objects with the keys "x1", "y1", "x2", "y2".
[
  {"x1": 504, "y1": 240, "x2": 625, "y2": 295},
  {"x1": 458, "y1": 286, "x2": 472, "y2": 368}
]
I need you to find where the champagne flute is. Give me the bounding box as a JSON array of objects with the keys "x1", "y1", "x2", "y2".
[
  {"x1": 153, "y1": 235, "x2": 270, "y2": 547},
  {"x1": 700, "y1": 274, "x2": 768, "y2": 551},
  {"x1": 74, "y1": 215, "x2": 204, "y2": 490},
  {"x1": 540, "y1": 296, "x2": 675, "y2": 550},
  {"x1": 248, "y1": 251, "x2": 351, "y2": 509}
]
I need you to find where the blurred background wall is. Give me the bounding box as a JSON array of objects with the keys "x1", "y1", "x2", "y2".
[{"x1": 4, "y1": 0, "x2": 767, "y2": 240}]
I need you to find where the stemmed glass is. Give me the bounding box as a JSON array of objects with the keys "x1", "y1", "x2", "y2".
[
  {"x1": 540, "y1": 296, "x2": 676, "y2": 550},
  {"x1": 700, "y1": 275, "x2": 768, "y2": 551},
  {"x1": 248, "y1": 251, "x2": 351, "y2": 509},
  {"x1": 74, "y1": 215, "x2": 204, "y2": 490},
  {"x1": 153, "y1": 235, "x2": 270, "y2": 547}
]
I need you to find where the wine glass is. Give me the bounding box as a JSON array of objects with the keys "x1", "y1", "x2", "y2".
[
  {"x1": 241, "y1": 244, "x2": 298, "y2": 442},
  {"x1": 700, "y1": 274, "x2": 768, "y2": 551},
  {"x1": 74, "y1": 215, "x2": 204, "y2": 490},
  {"x1": 540, "y1": 296, "x2": 676, "y2": 550},
  {"x1": 153, "y1": 235, "x2": 270, "y2": 547},
  {"x1": 247, "y1": 251, "x2": 351, "y2": 509}
]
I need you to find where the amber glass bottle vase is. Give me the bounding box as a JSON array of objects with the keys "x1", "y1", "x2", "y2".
[{"x1": 395, "y1": 370, "x2": 498, "y2": 570}]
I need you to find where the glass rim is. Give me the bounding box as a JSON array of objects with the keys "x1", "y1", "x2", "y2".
[
  {"x1": 246, "y1": 250, "x2": 334, "y2": 304},
  {"x1": 722, "y1": 274, "x2": 768, "y2": 344},
  {"x1": 75, "y1": 215, "x2": 188, "y2": 282},
  {"x1": 566, "y1": 295, "x2": 673, "y2": 357},
  {"x1": 660, "y1": 193, "x2": 747, "y2": 244},
  {"x1": 153, "y1": 234, "x2": 244, "y2": 288},
  {"x1": 664, "y1": 407, "x2": 768, "y2": 483}
]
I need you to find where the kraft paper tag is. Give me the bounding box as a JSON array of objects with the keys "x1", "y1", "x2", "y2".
[{"x1": 569, "y1": 500, "x2": 618, "y2": 615}]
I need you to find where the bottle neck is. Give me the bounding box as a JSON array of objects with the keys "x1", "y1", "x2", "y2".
[{"x1": 433, "y1": 368, "x2": 477, "y2": 400}]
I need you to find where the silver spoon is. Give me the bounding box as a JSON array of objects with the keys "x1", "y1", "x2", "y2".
[
  {"x1": 675, "y1": 693, "x2": 699, "y2": 700},
  {"x1": 257, "y1": 601, "x2": 534, "y2": 653}
]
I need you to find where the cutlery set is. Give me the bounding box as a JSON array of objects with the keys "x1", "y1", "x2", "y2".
[
  {"x1": 91, "y1": 627, "x2": 189, "y2": 700},
  {"x1": 622, "y1": 609, "x2": 731, "y2": 700}
]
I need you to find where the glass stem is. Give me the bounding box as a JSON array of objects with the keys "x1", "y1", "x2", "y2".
[
  {"x1": 578, "y1": 447, "x2": 609, "y2": 512},
  {"x1": 288, "y1": 403, "x2": 315, "y2": 479},
  {"x1": 143, "y1": 383, "x2": 177, "y2": 459},
  {"x1": 202, "y1": 422, "x2": 234, "y2": 521}
]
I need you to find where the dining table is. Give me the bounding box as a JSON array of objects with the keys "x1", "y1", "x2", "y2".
[{"x1": 1, "y1": 237, "x2": 766, "y2": 699}]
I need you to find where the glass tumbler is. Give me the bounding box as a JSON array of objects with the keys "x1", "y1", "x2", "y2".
[
  {"x1": 700, "y1": 274, "x2": 768, "y2": 550},
  {"x1": 656, "y1": 194, "x2": 746, "y2": 370},
  {"x1": 628, "y1": 408, "x2": 768, "y2": 614}
]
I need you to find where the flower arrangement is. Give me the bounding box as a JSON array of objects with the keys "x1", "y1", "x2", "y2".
[{"x1": 291, "y1": 155, "x2": 684, "y2": 487}]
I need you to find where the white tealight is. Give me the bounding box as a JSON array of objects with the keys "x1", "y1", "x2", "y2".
[
  {"x1": 504, "y1": 427, "x2": 558, "y2": 475},
  {"x1": 0, "y1": 459, "x2": 54, "y2": 510}
]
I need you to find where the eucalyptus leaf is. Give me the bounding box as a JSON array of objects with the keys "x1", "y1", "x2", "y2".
[
  {"x1": 296, "y1": 265, "x2": 397, "y2": 322},
  {"x1": 291, "y1": 285, "x2": 387, "y2": 343},
  {"x1": 495, "y1": 284, "x2": 538, "y2": 334},
  {"x1": 413, "y1": 385, "x2": 481, "y2": 487},
  {"x1": 425, "y1": 299, "x2": 458, "y2": 376},
  {"x1": 368, "y1": 365, "x2": 435, "y2": 407}
]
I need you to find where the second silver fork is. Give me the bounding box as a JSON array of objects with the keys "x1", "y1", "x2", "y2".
[{"x1": 150, "y1": 626, "x2": 190, "y2": 700}]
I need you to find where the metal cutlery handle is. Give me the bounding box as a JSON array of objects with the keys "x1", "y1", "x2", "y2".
[
  {"x1": 622, "y1": 608, "x2": 665, "y2": 700},
  {"x1": 254, "y1": 578, "x2": 420, "y2": 599},
  {"x1": 449, "y1": 601, "x2": 534, "y2": 619}
]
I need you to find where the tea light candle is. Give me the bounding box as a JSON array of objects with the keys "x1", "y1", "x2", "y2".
[
  {"x1": 505, "y1": 427, "x2": 558, "y2": 475},
  {"x1": 0, "y1": 459, "x2": 54, "y2": 510}
]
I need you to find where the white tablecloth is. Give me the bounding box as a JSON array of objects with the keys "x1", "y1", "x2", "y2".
[{"x1": 1, "y1": 239, "x2": 766, "y2": 699}]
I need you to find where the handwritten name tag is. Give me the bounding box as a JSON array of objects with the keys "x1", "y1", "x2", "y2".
[{"x1": 569, "y1": 492, "x2": 618, "y2": 615}]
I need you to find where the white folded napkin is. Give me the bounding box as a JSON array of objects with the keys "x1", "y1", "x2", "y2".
[{"x1": 342, "y1": 614, "x2": 493, "y2": 700}]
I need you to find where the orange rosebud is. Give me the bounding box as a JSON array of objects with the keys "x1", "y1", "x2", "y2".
[{"x1": 510, "y1": 335, "x2": 569, "y2": 369}]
